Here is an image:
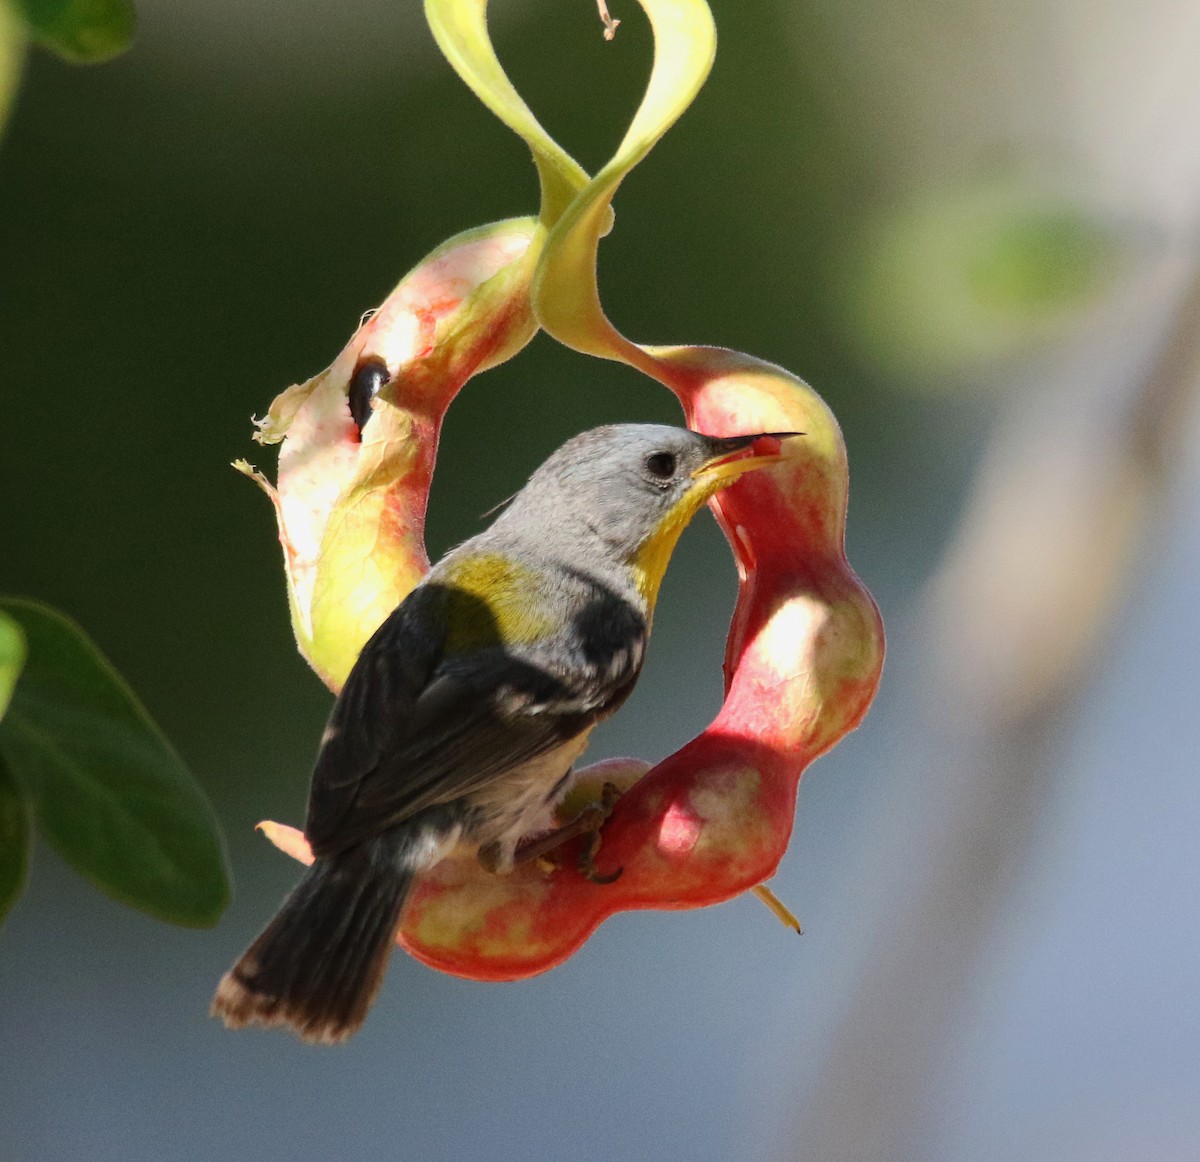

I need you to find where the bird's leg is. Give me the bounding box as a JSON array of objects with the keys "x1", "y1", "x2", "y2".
[{"x1": 503, "y1": 781, "x2": 624, "y2": 883}]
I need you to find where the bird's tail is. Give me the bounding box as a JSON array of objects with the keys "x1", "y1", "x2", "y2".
[{"x1": 211, "y1": 836, "x2": 414, "y2": 1044}]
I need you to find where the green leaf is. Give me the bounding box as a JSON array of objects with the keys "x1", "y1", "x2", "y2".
[
  {"x1": 0, "y1": 598, "x2": 230, "y2": 926},
  {"x1": 0, "y1": 753, "x2": 30, "y2": 926},
  {"x1": 0, "y1": 609, "x2": 25, "y2": 722},
  {"x1": 12, "y1": 0, "x2": 135, "y2": 64}
]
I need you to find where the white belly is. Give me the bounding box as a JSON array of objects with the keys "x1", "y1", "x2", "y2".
[{"x1": 466, "y1": 730, "x2": 593, "y2": 871}]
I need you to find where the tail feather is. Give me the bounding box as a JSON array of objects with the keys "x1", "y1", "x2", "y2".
[{"x1": 211, "y1": 838, "x2": 413, "y2": 1044}]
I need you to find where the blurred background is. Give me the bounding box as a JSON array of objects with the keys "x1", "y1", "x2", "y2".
[{"x1": 2, "y1": 0, "x2": 1198, "y2": 1158}]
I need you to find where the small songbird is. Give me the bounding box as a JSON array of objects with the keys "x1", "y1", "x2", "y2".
[{"x1": 212, "y1": 423, "x2": 796, "y2": 1043}]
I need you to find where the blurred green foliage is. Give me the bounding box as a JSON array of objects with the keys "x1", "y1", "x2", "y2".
[
  {"x1": 835, "y1": 179, "x2": 1123, "y2": 384},
  {"x1": 967, "y1": 206, "x2": 1116, "y2": 313},
  {"x1": 9, "y1": 0, "x2": 134, "y2": 63}
]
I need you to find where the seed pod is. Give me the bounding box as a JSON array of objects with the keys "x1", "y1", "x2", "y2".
[
  {"x1": 235, "y1": 218, "x2": 542, "y2": 691},
  {"x1": 255, "y1": 0, "x2": 883, "y2": 982}
]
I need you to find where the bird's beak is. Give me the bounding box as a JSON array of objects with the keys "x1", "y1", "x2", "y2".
[{"x1": 692, "y1": 432, "x2": 802, "y2": 486}]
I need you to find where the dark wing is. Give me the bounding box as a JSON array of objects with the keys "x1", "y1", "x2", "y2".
[
  {"x1": 304, "y1": 575, "x2": 646, "y2": 857},
  {"x1": 303, "y1": 592, "x2": 442, "y2": 854}
]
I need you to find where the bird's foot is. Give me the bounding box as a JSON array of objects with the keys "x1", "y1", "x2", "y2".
[{"x1": 503, "y1": 781, "x2": 624, "y2": 884}]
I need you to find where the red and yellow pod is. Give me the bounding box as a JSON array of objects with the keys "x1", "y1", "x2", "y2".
[
  {"x1": 235, "y1": 0, "x2": 593, "y2": 691},
  {"x1": 236, "y1": 220, "x2": 541, "y2": 690},
  {"x1": 256, "y1": 0, "x2": 884, "y2": 981}
]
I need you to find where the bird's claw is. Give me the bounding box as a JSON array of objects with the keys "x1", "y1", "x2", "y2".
[
  {"x1": 504, "y1": 781, "x2": 625, "y2": 883},
  {"x1": 577, "y1": 782, "x2": 623, "y2": 883}
]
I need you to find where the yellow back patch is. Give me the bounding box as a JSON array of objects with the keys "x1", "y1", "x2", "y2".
[{"x1": 440, "y1": 552, "x2": 556, "y2": 651}]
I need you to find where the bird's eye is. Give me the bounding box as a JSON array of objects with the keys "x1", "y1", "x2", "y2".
[
  {"x1": 348, "y1": 358, "x2": 390, "y2": 436},
  {"x1": 645, "y1": 451, "x2": 677, "y2": 480}
]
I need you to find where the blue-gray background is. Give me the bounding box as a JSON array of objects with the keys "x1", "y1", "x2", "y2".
[{"x1": 2, "y1": 1, "x2": 1198, "y2": 1159}]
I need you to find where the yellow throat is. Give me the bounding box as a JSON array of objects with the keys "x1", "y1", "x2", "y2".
[{"x1": 630, "y1": 483, "x2": 723, "y2": 613}]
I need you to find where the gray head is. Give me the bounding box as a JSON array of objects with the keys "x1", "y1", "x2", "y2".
[{"x1": 495, "y1": 424, "x2": 796, "y2": 600}]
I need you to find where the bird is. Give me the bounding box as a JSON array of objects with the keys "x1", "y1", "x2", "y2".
[{"x1": 211, "y1": 422, "x2": 796, "y2": 1043}]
